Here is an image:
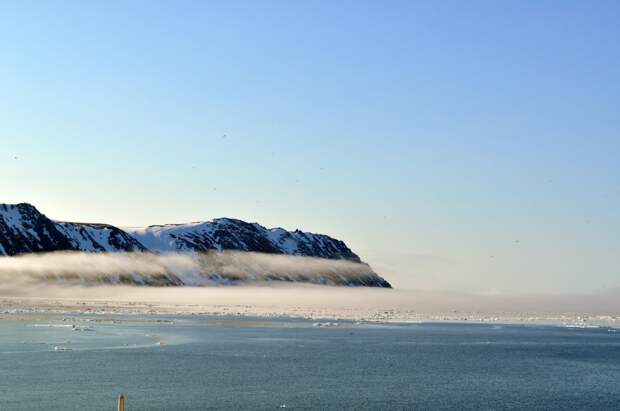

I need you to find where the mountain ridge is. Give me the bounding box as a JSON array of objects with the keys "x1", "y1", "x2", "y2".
[{"x1": 0, "y1": 203, "x2": 391, "y2": 288}]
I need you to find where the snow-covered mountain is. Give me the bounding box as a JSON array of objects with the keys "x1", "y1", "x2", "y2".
[
  {"x1": 55, "y1": 222, "x2": 146, "y2": 253},
  {"x1": 0, "y1": 203, "x2": 74, "y2": 256},
  {"x1": 126, "y1": 219, "x2": 361, "y2": 261},
  {"x1": 0, "y1": 204, "x2": 145, "y2": 255},
  {"x1": 0, "y1": 203, "x2": 391, "y2": 288}
]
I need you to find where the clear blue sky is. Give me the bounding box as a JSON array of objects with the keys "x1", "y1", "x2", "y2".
[{"x1": 1, "y1": 1, "x2": 619, "y2": 292}]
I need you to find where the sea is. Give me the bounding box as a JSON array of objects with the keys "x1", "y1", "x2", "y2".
[{"x1": 0, "y1": 315, "x2": 619, "y2": 410}]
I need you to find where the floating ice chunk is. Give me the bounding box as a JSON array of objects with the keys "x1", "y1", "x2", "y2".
[{"x1": 312, "y1": 322, "x2": 339, "y2": 327}]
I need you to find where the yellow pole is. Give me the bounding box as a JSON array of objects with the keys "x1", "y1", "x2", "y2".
[{"x1": 117, "y1": 394, "x2": 125, "y2": 411}]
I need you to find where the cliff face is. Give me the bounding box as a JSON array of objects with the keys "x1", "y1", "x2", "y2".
[
  {"x1": 0, "y1": 203, "x2": 391, "y2": 288},
  {"x1": 0, "y1": 204, "x2": 145, "y2": 255},
  {"x1": 0, "y1": 203, "x2": 75, "y2": 255}
]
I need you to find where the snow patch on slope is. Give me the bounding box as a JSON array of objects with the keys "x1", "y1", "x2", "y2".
[
  {"x1": 126, "y1": 219, "x2": 360, "y2": 261},
  {"x1": 0, "y1": 205, "x2": 40, "y2": 242}
]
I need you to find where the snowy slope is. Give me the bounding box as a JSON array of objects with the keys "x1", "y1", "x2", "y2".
[
  {"x1": 126, "y1": 218, "x2": 361, "y2": 261},
  {"x1": 55, "y1": 222, "x2": 146, "y2": 252},
  {"x1": 0, "y1": 203, "x2": 74, "y2": 255},
  {"x1": 0, "y1": 204, "x2": 144, "y2": 256},
  {"x1": 0, "y1": 204, "x2": 361, "y2": 261}
]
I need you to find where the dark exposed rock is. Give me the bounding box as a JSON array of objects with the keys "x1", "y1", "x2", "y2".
[
  {"x1": 0, "y1": 204, "x2": 74, "y2": 255},
  {"x1": 128, "y1": 218, "x2": 361, "y2": 262}
]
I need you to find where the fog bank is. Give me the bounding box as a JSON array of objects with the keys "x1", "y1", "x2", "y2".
[
  {"x1": 0, "y1": 252, "x2": 618, "y2": 319},
  {"x1": 0, "y1": 251, "x2": 386, "y2": 287}
]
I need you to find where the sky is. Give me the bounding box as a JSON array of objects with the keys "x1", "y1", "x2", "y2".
[{"x1": 1, "y1": 1, "x2": 619, "y2": 293}]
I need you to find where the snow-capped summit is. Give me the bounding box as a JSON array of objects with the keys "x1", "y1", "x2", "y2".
[
  {"x1": 0, "y1": 203, "x2": 74, "y2": 256},
  {"x1": 0, "y1": 203, "x2": 145, "y2": 255}
]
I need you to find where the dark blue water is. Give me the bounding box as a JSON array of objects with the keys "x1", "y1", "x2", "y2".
[{"x1": 0, "y1": 317, "x2": 619, "y2": 410}]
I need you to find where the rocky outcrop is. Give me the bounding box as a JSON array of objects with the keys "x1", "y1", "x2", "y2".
[{"x1": 126, "y1": 219, "x2": 361, "y2": 261}]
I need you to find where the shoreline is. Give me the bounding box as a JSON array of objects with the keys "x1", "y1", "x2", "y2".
[{"x1": 2, "y1": 296, "x2": 619, "y2": 329}]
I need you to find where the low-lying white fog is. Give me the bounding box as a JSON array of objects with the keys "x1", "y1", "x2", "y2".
[
  {"x1": 0, "y1": 251, "x2": 381, "y2": 286},
  {"x1": 0, "y1": 251, "x2": 618, "y2": 320}
]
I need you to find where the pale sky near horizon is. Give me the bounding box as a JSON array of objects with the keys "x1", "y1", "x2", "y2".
[{"x1": 1, "y1": 1, "x2": 619, "y2": 293}]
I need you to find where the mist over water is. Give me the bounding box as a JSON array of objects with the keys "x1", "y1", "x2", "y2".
[
  {"x1": 0, "y1": 251, "x2": 618, "y2": 316},
  {"x1": 0, "y1": 251, "x2": 381, "y2": 286}
]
